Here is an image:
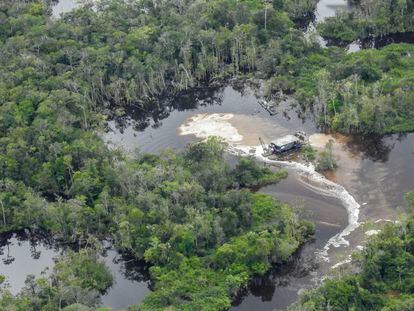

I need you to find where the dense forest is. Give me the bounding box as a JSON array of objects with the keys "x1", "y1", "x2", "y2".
[
  {"x1": 1, "y1": 0, "x2": 414, "y2": 310},
  {"x1": 2, "y1": 0, "x2": 413, "y2": 139},
  {"x1": 292, "y1": 44, "x2": 414, "y2": 134},
  {"x1": 0, "y1": 1, "x2": 320, "y2": 309},
  {"x1": 0, "y1": 136, "x2": 314, "y2": 310}
]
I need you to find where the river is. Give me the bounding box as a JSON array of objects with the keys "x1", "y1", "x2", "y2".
[
  {"x1": 3, "y1": 1, "x2": 414, "y2": 310},
  {"x1": 106, "y1": 81, "x2": 414, "y2": 310}
]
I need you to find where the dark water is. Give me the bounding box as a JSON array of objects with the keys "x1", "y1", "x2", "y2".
[
  {"x1": 101, "y1": 248, "x2": 150, "y2": 309},
  {"x1": 233, "y1": 133, "x2": 414, "y2": 311},
  {"x1": 326, "y1": 32, "x2": 414, "y2": 52},
  {"x1": 4, "y1": 83, "x2": 412, "y2": 310},
  {"x1": 361, "y1": 32, "x2": 414, "y2": 50},
  {"x1": 105, "y1": 83, "x2": 349, "y2": 310},
  {"x1": 106, "y1": 82, "x2": 318, "y2": 154},
  {"x1": 314, "y1": 1, "x2": 414, "y2": 51},
  {"x1": 231, "y1": 171, "x2": 347, "y2": 311},
  {"x1": 52, "y1": 0, "x2": 78, "y2": 17},
  {"x1": 305, "y1": 0, "x2": 351, "y2": 47},
  {"x1": 0, "y1": 232, "x2": 150, "y2": 310},
  {"x1": 0, "y1": 83, "x2": 337, "y2": 311}
]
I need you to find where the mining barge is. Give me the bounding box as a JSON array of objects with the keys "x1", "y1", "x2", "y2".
[{"x1": 260, "y1": 131, "x2": 307, "y2": 157}]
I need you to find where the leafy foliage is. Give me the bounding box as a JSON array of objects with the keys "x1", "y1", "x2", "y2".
[
  {"x1": 0, "y1": 0, "x2": 318, "y2": 308},
  {"x1": 292, "y1": 44, "x2": 414, "y2": 134},
  {"x1": 300, "y1": 144, "x2": 317, "y2": 162},
  {"x1": 1, "y1": 0, "x2": 413, "y2": 309},
  {"x1": 316, "y1": 140, "x2": 338, "y2": 172}
]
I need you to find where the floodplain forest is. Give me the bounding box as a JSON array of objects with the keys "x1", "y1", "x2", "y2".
[{"x1": 0, "y1": 0, "x2": 414, "y2": 310}]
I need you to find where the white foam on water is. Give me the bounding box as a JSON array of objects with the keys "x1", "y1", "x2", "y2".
[
  {"x1": 365, "y1": 230, "x2": 380, "y2": 236},
  {"x1": 356, "y1": 245, "x2": 364, "y2": 251},
  {"x1": 231, "y1": 145, "x2": 360, "y2": 262},
  {"x1": 375, "y1": 219, "x2": 393, "y2": 223},
  {"x1": 331, "y1": 255, "x2": 352, "y2": 269},
  {"x1": 179, "y1": 113, "x2": 243, "y2": 143}
]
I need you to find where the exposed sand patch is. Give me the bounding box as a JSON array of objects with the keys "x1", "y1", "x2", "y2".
[
  {"x1": 229, "y1": 114, "x2": 289, "y2": 145},
  {"x1": 309, "y1": 133, "x2": 352, "y2": 150}
]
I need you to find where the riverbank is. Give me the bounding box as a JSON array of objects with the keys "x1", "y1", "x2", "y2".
[
  {"x1": 2, "y1": 1, "x2": 414, "y2": 310},
  {"x1": 108, "y1": 81, "x2": 414, "y2": 310}
]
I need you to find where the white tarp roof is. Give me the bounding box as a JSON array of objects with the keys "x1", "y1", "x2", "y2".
[{"x1": 270, "y1": 135, "x2": 299, "y2": 147}]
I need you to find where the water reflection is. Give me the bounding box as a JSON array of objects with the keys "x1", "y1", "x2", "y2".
[
  {"x1": 106, "y1": 82, "x2": 318, "y2": 154},
  {"x1": 346, "y1": 134, "x2": 397, "y2": 162},
  {"x1": 101, "y1": 248, "x2": 151, "y2": 309},
  {"x1": 231, "y1": 170, "x2": 348, "y2": 311},
  {"x1": 51, "y1": 0, "x2": 78, "y2": 17},
  {"x1": 0, "y1": 231, "x2": 61, "y2": 294},
  {"x1": 112, "y1": 85, "x2": 225, "y2": 133},
  {"x1": 232, "y1": 246, "x2": 319, "y2": 309},
  {"x1": 0, "y1": 231, "x2": 150, "y2": 309},
  {"x1": 361, "y1": 32, "x2": 414, "y2": 49}
]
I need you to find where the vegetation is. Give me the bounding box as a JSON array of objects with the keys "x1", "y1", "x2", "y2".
[
  {"x1": 316, "y1": 140, "x2": 337, "y2": 172},
  {"x1": 318, "y1": 0, "x2": 414, "y2": 43},
  {"x1": 290, "y1": 44, "x2": 414, "y2": 134},
  {"x1": 0, "y1": 0, "x2": 318, "y2": 108},
  {"x1": 0, "y1": 1, "x2": 321, "y2": 309},
  {"x1": 0, "y1": 132, "x2": 313, "y2": 310},
  {"x1": 233, "y1": 158, "x2": 288, "y2": 187},
  {"x1": 1, "y1": 0, "x2": 414, "y2": 309},
  {"x1": 272, "y1": 1, "x2": 414, "y2": 135},
  {"x1": 290, "y1": 192, "x2": 414, "y2": 311},
  {"x1": 300, "y1": 144, "x2": 317, "y2": 162}
]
